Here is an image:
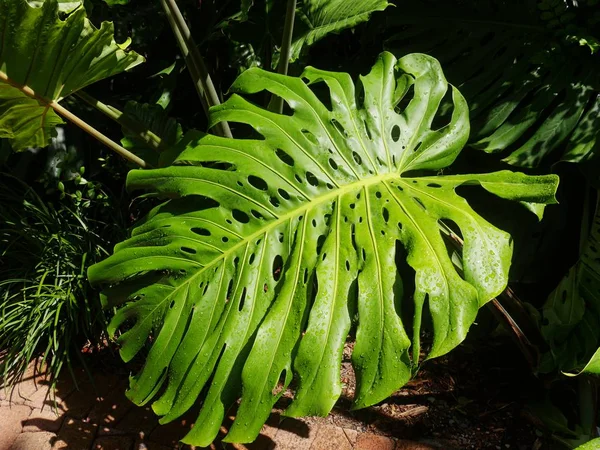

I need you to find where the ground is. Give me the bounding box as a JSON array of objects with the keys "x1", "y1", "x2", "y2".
[{"x1": 0, "y1": 336, "x2": 556, "y2": 450}]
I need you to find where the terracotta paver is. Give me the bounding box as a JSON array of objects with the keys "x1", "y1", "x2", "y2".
[
  {"x1": 116, "y1": 405, "x2": 159, "y2": 438},
  {"x1": 355, "y1": 433, "x2": 396, "y2": 450},
  {"x1": 0, "y1": 404, "x2": 31, "y2": 449},
  {"x1": 310, "y1": 425, "x2": 353, "y2": 450},
  {"x1": 9, "y1": 431, "x2": 55, "y2": 450},
  {"x1": 53, "y1": 417, "x2": 98, "y2": 450},
  {"x1": 0, "y1": 360, "x2": 443, "y2": 450},
  {"x1": 23, "y1": 405, "x2": 65, "y2": 433},
  {"x1": 271, "y1": 418, "x2": 320, "y2": 450}
]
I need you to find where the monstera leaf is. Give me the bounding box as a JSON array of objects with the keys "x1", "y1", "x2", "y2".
[
  {"x1": 386, "y1": 0, "x2": 600, "y2": 172},
  {"x1": 540, "y1": 196, "x2": 600, "y2": 375},
  {"x1": 0, "y1": 0, "x2": 143, "y2": 150},
  {"x1": 89, "y1": 52, "x2": 559, "y2": 445}
]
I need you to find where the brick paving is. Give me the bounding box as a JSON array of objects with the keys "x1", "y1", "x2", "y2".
[{"x1": 0, "y1": 362, "x2": 438, "y2": 450}]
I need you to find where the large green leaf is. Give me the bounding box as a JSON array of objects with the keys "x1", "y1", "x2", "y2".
[
  {"x1": 0, "y1": 0, "x2": 143, "y2": 150},
  {"x1": 386, "y1": 0, "x2": 600, "y2": 172},
  {"x1": 89, "y1": 52, "x2": 559, "y2": 445},
  {"x1": 540, "y1": 195, "x2": 600, "y2": 375},
  {"x1": 290, "y1": 0, "x2": 390, "y2": 61}
]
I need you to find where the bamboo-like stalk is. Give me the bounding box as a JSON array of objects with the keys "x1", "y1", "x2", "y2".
[
  {"x1": 0, "y1": 70, "x2": 149, "y2": 169},
  {"x1": 270, "y1": 0, "x2": 297, "y2": 114},
  {"x1": 74, "y1": 91, "x2": 163, "y2": 151},
  {"x1": 159, "y1": 0, "x2": 232, "y2": 138}
]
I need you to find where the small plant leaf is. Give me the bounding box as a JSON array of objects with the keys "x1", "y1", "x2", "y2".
[{"x1": 89, "y1": 52, "x2": 559, "y2": 445}]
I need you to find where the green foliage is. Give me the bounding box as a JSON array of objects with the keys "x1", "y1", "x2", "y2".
[
  {"x1": 0, "y1": 170, "x2": 125, "y2": 390},
  {"x1": 290, "y1": 0, "x2": 390, "y2": 61},
  {"x1": 120, "y1": 101, "x2": 183, "y2": 167},
  {"x1": 386, "y1": 0, "x2": 600, "y2": 172},
  {"x1": 540, "y1": 196, "x2": 600, "y2": 375},
  {"x1": 89, "y1": 52, "x2": 558, "y2": 445},
  {"x1": 0, "y1": 0, "x2": 143, "y2": 150}
]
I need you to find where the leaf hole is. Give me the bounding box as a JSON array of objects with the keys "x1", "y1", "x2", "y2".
[
  {"x1": 276, "y1": 149, "x2": 295, "y2": 166},
  {"x1": 363, "y1": 120, "x2": 372, "y2": 140},
  {"x1": 191, "y1": 227, "x2": 211, "y2": 236},
  {"x1": 272, "y1": 370, "x2": 287, "y2": 396},
  {"x1": 222, "y1": 237, "x2": 229, "y2": 243},
  {"x1": 248, "y1": 175, "x2": 268, "y2": 191},
  {"x1": 427, "y1": 183, "x2": 442, "y2": 188},
  {"x1": 270, "y1": 196, "x2": 280, "y2": 208},
  {"x1": 352, "y1": 151, "x2": 362, "y2": 165},
  {"x1": 302, "y1": 129, "x2": 319, "y2": 146},
  {"x1": 249, "y1": 254, "x2": 255, "y2": 265},
  {"x1": 251, "y1": 210, "x2": 264, "y2": 219},
  {"x1": 316, "y1": 235, "x2": 326, "y2": 254},
  {"x1": 328, "y1": 158, "x2": 339, "y2": 170},
  {"x1": 412, "y1": 197, "x2": 426, "y2": 211},
  {"x1": 273, "y1": 255, "x2": 283, "y2": 281},
  {"x1": 391, "y1": 125, "x2": 400, "y2": 142},
  {"x1": 331, "y1": 118, "x2": 348, "y2": 137},
  {"x1": 181, "y1": 246, "x2": 196, "y2": 254},
  {"x1": 278, "y1": 188, "x2": 290, "y2": 200},
  {"x1": 238, "y1": 288, "x2": 247, "y2": 311},
  {"x1": 382, "y1": 207, "x2": 390, "y2": 223},
  {"x1": 306, "y1": 171, "x2": 319, "y2": 186},
  {"x1": 232, "y1": 209, "x2": 250, "y2": 223}
]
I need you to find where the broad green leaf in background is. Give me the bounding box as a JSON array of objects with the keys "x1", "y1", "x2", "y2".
[
  {"x1": 27, "y1": 0, "x2": 82, "y2": 12},
  {"x1": 120, "y1": 101, "x2": 183, "y2": 168},
  {"x1": 89, "y1": 52, "x2": 559, "y2": 445},
  {"x1": 539, "y1": 196, "x2": 600, "y2": 375},
  {"x1": 0, "y1": 0, "x2": 143, "y2": 151},
  {"x1": 290, "y1": 0, "x2": 390, "y2": 61},
  {"x1": 386, "y1": 0, "x2": 600, "y2": 174}
]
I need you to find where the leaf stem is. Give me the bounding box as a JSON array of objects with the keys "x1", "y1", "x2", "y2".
[
  {"x1": 74, "y1": 91, "x2": 164, "y2": 151},
  {"x1": 51, "y1": 101, "x2": 150, "y2": 169},
  {"x1": 270, "y1": 0, "x2": 297, "y2": 113},
  {"x1": 159, "y1": 0, "x2": 232, "y2": 138},
  {"x1": 0, "y1": 70, "x2": 149, "y2": 168}
]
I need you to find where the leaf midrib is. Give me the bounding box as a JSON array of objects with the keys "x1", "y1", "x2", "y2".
[{"x1": 139, "y1": 172, "x2": 402, "y2": 318}]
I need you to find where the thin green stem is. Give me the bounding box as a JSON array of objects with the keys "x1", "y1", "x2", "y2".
[
  {"x1": 270, "y1": 0, "x2": 297, "y2": 113},
  {"x1": 159, "y1": 0, "x2": 232, "y2": 138},
  {"x1": 74, "y1": 91, "x2": 164, "y2": 151},
  {"x1": 0, "y1": 70, "x2": 149, "y2": 168},
  {"x1": 50, "y1": 101, "x2": 149, "y2": 169}
]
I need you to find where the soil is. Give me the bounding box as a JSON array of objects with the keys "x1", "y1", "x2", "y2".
[{"x1": 265, "y1": 334, "x2": 553, "y2": 450}]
